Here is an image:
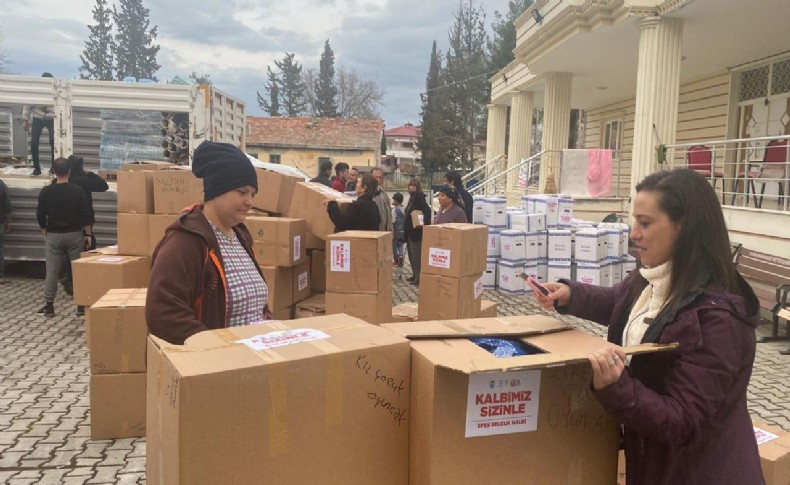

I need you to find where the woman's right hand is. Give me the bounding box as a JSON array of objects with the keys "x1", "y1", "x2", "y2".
[{"x1": 527, "y1": 281, "x2": 571, "y2": 312}]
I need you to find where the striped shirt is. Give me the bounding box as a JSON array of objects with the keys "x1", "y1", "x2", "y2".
[{"x1": 211, "y1": 223, "x2": 268, "y2": 327}]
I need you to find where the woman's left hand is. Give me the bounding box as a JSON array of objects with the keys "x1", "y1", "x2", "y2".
[{"x1": 588, "y1": 347, "x2": 628, "y2": 390}]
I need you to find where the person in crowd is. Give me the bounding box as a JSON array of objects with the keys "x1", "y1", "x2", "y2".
[
  {"x1": 21, "y1": 72, "x2": 56, "y2": 176},
  {"x1": 346, "y1": 167, "x2": 359, "y2": 191},
  {"x1": 35, "y1": 157, "x2": 91, "y2": 317},
  {"x1": 58, "y1": 155, "x2": 110, "y2": 312},
  {"x1": 444, "y1": 170, "x2": 473, "y2": 223},
  {"x1": 529, "y1": 169, "x2": 762, "y2": 485},
  {"x1": 326, "y1": 173, "x2": 380, "y2": 232},
  {"x1": 310, "y1": 159, "x2": 333, "y2": 187},
  {"x1": 391, "y1": 192, "x2": 405, "y2": 267},
  {"x1": 146, "y1": 141, "x2": 272, "y2": 345},
  {"x1": 332, "y1": 162, "x2": 350, "y2": 192},
  {"x1": 404, "y1": 178, "x2": 431, "y2": 285},
  {"x1": 371, "y1": 167, "x2": 392, "y2": 232},
  {"x1": 0, "y1": 177, "x2": 12, "y2": 285},
  {"x1": 434, "y1": 185, "x2": 468, "y2": 224}
]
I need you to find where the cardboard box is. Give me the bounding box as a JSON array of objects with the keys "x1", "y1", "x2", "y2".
[
  {"x1": 548, "y1": 229, "x2": 572, "y2": 260},
  {"x1": 754, "y1": 421, "x2": 790, "y2": 484},
  {"x1": 260, "y1": 266, "x2": 294, "y2": 312},
  {"x1": 391, "y1": 302, "x2": 419, "y2": 322},
  {"x1": 148, "y1": 214, "x2": 177, "y2": 256},
  {"x1": 326, "y1": 231, "x2": 393, "y2": 294},
  {"x1": 326, "y1": 285, "x2": 393, "y2": 324},
  {"x1": 87, "y1": 288, "x2": 148, "y2": 374},
  {"x1": 483, "y1": 198, "x2": 507, "y2": 227},
  {"x1": 500, "y1": 230, "x2": 526, "y2": 262},
  {"x1": 121, "y1": 160, "x2": 174, "y2": 171},
  {"x1": 247, "y1": 216, "x2": 307, "y2": 267},
  {"x1": 383, "y1": 316, "x2": 674, "y2": 485},
  {"x1": 289, "y1": 182, "x2": 354, "y2": 239},
  {"x1": 310, "y1": 250, "x2": 326, "y2": 292},
  {"x1": 483, "y1": 258, "x2": 497, "y2": 289},
  {"x1": 117, "y1": 213, "x2": 150, "y2": 257},
  {"x1": 146, "y1": 316, "x2": 410, "y2": 485},
  {"x1": 90, "y1": 373, "x2": 146, "y2": 440},
  {"x1": 422, "y1": 224, "x2": 488, "y2": 278},
  {"x1": 292, "y1": 260, "x2": 311, "y2": 304},
  {"x1": 152, "y1": 168, "x2": 204, "y2": 215},
  {"x1": 547, "y1": 261, "x2": 572, "y2": 283},
  {"x1": 73, "y1": 256, "x2": 151, "y2": 307},
  {"x1": 418, "y1": 273, "x2": 483, "y2": 321},
  {"x1": 576, "y1": 262, "x2": 602, "y2": 286},
  {"x1": 617, "y1": 451, "x2": 626, "y2": 485},
  {"x1": 272, "y1": 305, "x2": 293, "y2": 321},
  {"x1": 294, "y1": 293, "x2": 325, "y2": 319},
  {"x1": 486, "y1": 230, "x2": 500, "y2": 257},
  {"x1": 411, "y1": 210, "x2": 425, "y2": 227},
  {"x1": 472, "y1": 197, "x2": 485, "y2": 224},
  {"x1": 252, "y1": 168, "x2": 302, "y2": 214},
  {"x1": 497, "y1": 260, "x2": 525, "y2": 295},
  {"x1": 305, "y1": 232, "x2": 324, "y2": 250},
  {"x1": 478, "y1": 299, "x2": 497, "y2": 318},
  {"x1": 81, "y1": 245, "x2": 118, "y2": 259},
  {"x1": 117, "y1": 170, "x2": 155, "y2": 214},
  {"x1": 574, "y1": 228, "x2": 605, "y2": 263}
]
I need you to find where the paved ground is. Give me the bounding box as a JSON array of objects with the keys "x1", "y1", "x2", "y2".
[{"x1": 1, "y1": 261, "x2": 789, "y2": 484}]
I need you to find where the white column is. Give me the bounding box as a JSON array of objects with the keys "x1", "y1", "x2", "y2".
[
  {"x1": 507, "y1": 91, "x2": 534, "y2": 191},
  {"x1": 540, "y1": 72, "x2": 572, "y2": 192},
  {"x1": 631, "y1": 16, "x2": 683, "y2": 196},
  {"x1": 485, "y1": 103, "x2": 508, "y2": 162},
  {"x1": 53, "y1": 79, "x2": 73, "y2": 158}
]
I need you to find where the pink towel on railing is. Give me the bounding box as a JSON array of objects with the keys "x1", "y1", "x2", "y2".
[{"x1": 587, "y1": 149, "x2": 612, "y2": 197}]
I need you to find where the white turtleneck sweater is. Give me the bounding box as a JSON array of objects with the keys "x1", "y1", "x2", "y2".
[{"x1": 622, "y1": 261, "x2": 672, "y2": 348}]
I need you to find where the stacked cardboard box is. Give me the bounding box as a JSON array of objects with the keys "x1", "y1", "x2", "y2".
[
  {"x1": 390, "y1": 302, "x2": 419, "y2": 322},
  {"x1": 72, "y1": 255, "x2": 150, "y2": 307},
  {"x1": 246, "y1": 216, "x2": 309, "y2": 320},
  {"x1": 753, "y1": 421, "x2": 790, "y2": 484},
  {"x1": 288, "y1": 182, "x2": 354, "y2": 240},
  {"x1": 382, "y1": 315, "x2": 673, "y2": 485},
  {"x1": 325, "y1": 231, "x2": 393, "y2": 324},
  {"x1": 147, "y1": 315, "x2": 410, "y2": 485},
  {"x1": 294, "y1": 293, "x2": 326, "y2": 319},
  {"x1": 419, "y1": 224, "x2": 487, "y2": 321},
  {"x1": 252, "y1": 168, "x2": 302, "y2": 216},
  {"x1": 87, "y1": 289, "x2": 148, "y2": 440}
]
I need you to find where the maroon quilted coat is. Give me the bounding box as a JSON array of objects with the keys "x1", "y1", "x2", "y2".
[{"x1": 558, "y1": 271, "x2": 764, "y2": 485}]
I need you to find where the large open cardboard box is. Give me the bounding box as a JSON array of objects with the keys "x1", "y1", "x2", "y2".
[
  {"x1": 383, "y1": 316, "x2": 674, "y2": 485},
  {"x1": 147, "y1": 315, "x2": 410, "y2": 485}
]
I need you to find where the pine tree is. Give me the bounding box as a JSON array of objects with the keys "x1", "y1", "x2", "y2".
[
  {"x1": 488, "y1": 0, "x2": 532, "y2": 74},
  {"x1": 79, "y1": 0, "x2": 115, "y2": 80},
  {"x1": 445, "y1": 0, "x2": 489, "y2": 170},
  {"x1": 418, "y1": 41, "x2": 456, "y2": 173},
  {"x1": 257, "y1": 67, "x2": 281, "y2": 116},
  {"x1": 275, "y1": 53, "x2": 307, "y2": 116},
  {"x1": 315, "y1": 40, "x2": 338, "y2": 117},
  {"x1": 113, "y1": 0, "x2": 160, "y2": 81}
]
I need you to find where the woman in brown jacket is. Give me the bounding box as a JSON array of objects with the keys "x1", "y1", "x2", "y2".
[{"x1": 146, "y1": 141, "x2": 272, "y2": 345}]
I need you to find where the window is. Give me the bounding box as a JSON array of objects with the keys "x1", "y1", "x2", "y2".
[
  {"x1": 738, "y1": 57, "x2": 790, "y2": 101},
  {"x1": 269, "y1": 154, "x2": 281, "y2": 164},
  {"x1": 602, "y1": 120, "x2": 621, "y2": 159}
]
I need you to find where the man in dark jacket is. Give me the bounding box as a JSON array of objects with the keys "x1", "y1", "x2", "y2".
[
  {"x1": 310, "y1": 159, "x2": 333, "y2": 187},
  {"x1": 36, "y1": 157, "x2": 91, "y2": 317},
  {"x1": 0, "y1": 177, "x2": 12, "y2": 284},
  {"x1": 331, "y1": 162, "x2": 350, "y2": 192},
  {"x1": 445, "y1": 170, "x2": 473, "y2": 223}
]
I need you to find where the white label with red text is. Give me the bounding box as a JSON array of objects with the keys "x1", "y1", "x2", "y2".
[
  {"x1": 428, "y1": 247, "x2": 451, "y2": 269},
  {"x1": 474, "y1": 276, "x2": 484, "y2": 298},
  {"x1": 293, "y1": 235, "x2": 301, "y2": 262},
  {"x1": 465, "y1": 370, "x2": 541, "y2": 437},
  {"x1": 298, "y1": 271, "x2": 308, "y2": 291},
  {"x1": 754, "y1": 426, "x2": 780, "y2": 445},
  {"x1": 236, "y1": 328, "x2": 330, "y2": 351},
  {"x1": 330, "y1": 241, "x2": 351, "y2": 272}
]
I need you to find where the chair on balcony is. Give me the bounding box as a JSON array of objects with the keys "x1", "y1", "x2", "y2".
[
  {"x1": 756, "y1": 139, "x2": 789, "y2": 209},
  {"x1": 686, "y1": 145, "x2": 724, "y2": 203},
  {"x1": 730, "y1": 148, "x2": 764, "y2": 207}
]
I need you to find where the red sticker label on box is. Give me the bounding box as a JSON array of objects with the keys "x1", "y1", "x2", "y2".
[
  {"x1": 330, "y1": 241, "x2": 351, "y2": 272},
  {"x1": 428, "y1": 247, "x2": 451, "y2": 269},
  {"x1": 236, "y1": 328, "x2": 330, "y2": 351},
  {"x1": 466, "y1": 370, "x2": 541, "y2": 438}
]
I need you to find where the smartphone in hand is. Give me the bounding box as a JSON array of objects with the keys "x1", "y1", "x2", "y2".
[{"x1": 518, "y1": 273, "x2": 550, "y2": 296}]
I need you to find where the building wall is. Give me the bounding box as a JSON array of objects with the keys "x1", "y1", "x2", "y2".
[
  {"x1": 584, "y1": 71, "x2": 731, "y2": 193},
  {"x1": 246, "y1": 145, "x2": 378, "y2": 178}
]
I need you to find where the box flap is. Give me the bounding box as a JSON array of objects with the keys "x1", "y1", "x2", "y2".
[
  {"x1": 329, "y1": 231, "x2": 390, "y2": 240},
  {"x1": 381, "y1": 315, "x2": 569, "y2": 339},
  {"x1": 296, "y1": 293, "x2": 325, "y2": 310},
  {"x1": 91, "y1": 288, "x2": 147, "y2": 309},
  {"x1": 437, "y1": 223, "x2": 486, "y2": 232},
  {"x1": 406, "y1": 327, "x2": 677, "y2": 374}
]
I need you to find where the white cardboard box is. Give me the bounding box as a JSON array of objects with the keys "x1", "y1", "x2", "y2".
[
  {"x1": 548, "y1": 229, "x2": 573, "y2": 261},
  {"x1": 536, "y1": 259, "x2": 548, "y2": 284},
  {"x1": 500, "y1": 230, "x2": 526, "y2": 262},
  {"x1": 524, "y1": 232, "x2": 540, "y2": 260},
  {"x1": 558, "y1": 198, "x2": 574, "y2": 228},
  {"x1": 472, "y1": 196, "x2": 486, "y2": 224},
  {"x1": 622, "y1": 255, "x2": 637, "y2": 278},
  {"x1": 484, "y1": 198, "x2": 507, "y2": 227},
  {"x1": 611, "y1": 261, "x2": 623, "y2": 286},
  {"x1": 487, "y1": 230, "x2": 501, "y2": 257},
  {"x1": 537, "y1": 231, "x2": 548, "y2": 260},
  {"x1": 527, "y1": 213, "x2": 546, "y2": 232},
  {"x1": 497, "y1": 260, "x2": 524, "y2": 295},
  {"x1": 600, "y1": 261, "x2": 613, "y2": 288},
  {"x1": 483, "y1": 258, "x2": 498, "y2": 289},
  {"x1": 547, "y1": 261, "x2": 572, "y2": 282},
  {"x1": 508, "y1": 212, "x2": 527, "y2": 231},
  {"x1": 574, "y1": 228, "x2": 605, "y2": 263}
]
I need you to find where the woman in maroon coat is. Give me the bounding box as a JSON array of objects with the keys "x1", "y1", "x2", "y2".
[{"x1": 530, "y1": 169, "x2": 763, "y2": 485}]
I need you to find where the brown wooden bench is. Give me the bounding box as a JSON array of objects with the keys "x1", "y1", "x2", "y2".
[{"x1": 735, "y1": 248, "x2": 790, "y2": 343}]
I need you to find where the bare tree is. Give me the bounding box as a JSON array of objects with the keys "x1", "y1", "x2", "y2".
[
  {"x1": 301, "y1": 67, "x2": 319, "y2": 116},
  {"x1": 336, "y1": 66, "x2": 385, "y2": 119}
]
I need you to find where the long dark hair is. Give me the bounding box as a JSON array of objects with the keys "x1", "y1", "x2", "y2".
[
  {"x1": 628, "y1": 169, "x2": 755, "y2": 316},
  {"x1": 360, "y1": 173, "x2": 378, "y2": 197}
]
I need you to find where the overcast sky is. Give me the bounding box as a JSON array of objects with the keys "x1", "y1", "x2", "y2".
[{"x1": 0, "y1": 0, "x2": 511, "y2": 128}]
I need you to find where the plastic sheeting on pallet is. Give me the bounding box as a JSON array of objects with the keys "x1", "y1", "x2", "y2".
[{"x1": 99, "y1": 110, "x2": 165, "y2": 171}]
